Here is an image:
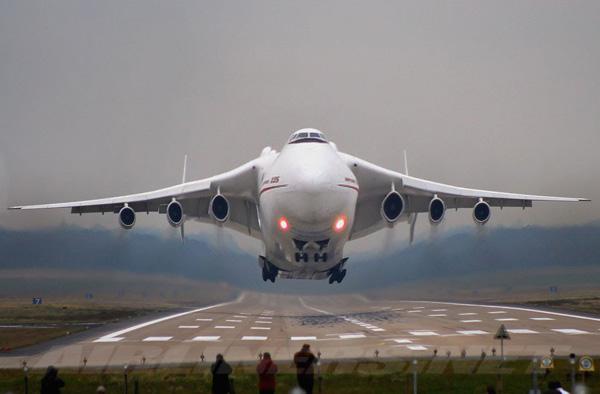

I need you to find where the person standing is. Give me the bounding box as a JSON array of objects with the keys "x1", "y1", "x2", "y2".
[
  {"x1": 40, "y1": 366, "x2": 65, "y2": 394},
  {"x1": 293, "y1": 344, "x2": 317, "y2": 394},
  {"x1": 211, "y1": 354, "x2": 233, "y2": 394},
  {"x1": 256, "y1": 352, "x2": 278, "y2": 394}
]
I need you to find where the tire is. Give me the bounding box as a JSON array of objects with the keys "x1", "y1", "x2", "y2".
[{"x1": 336, "y1": 269, "x2": 347, "y2": 283}]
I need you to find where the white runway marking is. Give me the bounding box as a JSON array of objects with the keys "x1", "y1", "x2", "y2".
[
  {"x1": 179, "y1": 325, "x2": 199, "y2": 329},
  {"x1": 431, "y1": 309, "x2": 447, "y2": 312},
  {"x1": 233, "y1": 315, "x2": 247, "y2": 319},
  {"x1": 251, "y1": 327, "x2": 271, "y2": 330},
  {"x1": 551, "y1": 329, "x2": 589, "y2": 335},
  {"x1": 488, "y1": 311, "x2": 507, "y2": 314},
  {"x1": 407, "y1": 310, "x2": 423, "y2": 313},
  {"x1": 403, "y1": 300, "x2": 600, "y2": 322},
  {"x1": 392, "y1": 308, "x2": 405, "y2": 311},
  {"x1": 258, "y1": 316, "x2": 273, "y2": 319},
  {"x1": 530, "y1": 317, "x2": 555, "y2": 321},
  {"x1": 196, "y1": 318, "x2": 213, "y2": 322},
  {"x1": 254, "y1": 321, "x2": 272, "y2": 324},
  {"x1": 508, "y1": 329, "x2": 539, "y2": 334},
  {"x1": 428, "y1": 314, "x2": 447, "y2": 317},
  {"x1": 495, "y1": 318, "x2": 518, "y2": 322},
  {"x1": 93, "y1": 337, "x2": 123, "y2": 343},
  {"x1": 458, "y1": 330, "x2": 488, "y2": 335},
  {"x1": 339, "y1": 334, "x2": 366, "y2": 339},
  {"x1": 393, "y1": 339, "x2": 413, "y2": 344},
  {"x1": 94, "y1": 294, "x2": 244, "y2": 343},
  {"x1": 371, "y1": 328, "x2": 386, "y2": 332},
  {"x1": 242, "y1": 336, "x2": 268, "y2": 341},
  {"x1": 459, "y1": 313, "x2": 478, "y2": 316},
  {"x1": 413, "y1": 307, "x2": 425, "y2": 309},
  {"x1": 291, "y1": 336, "x2": 317, "y2": 341},
  {"x1": 460, "y1": 320, "x2": 482, "y2": 323},
  {"x1": 407, "y1": 345, "x2": 427, "y2": 350},
  {"x1": 215, "y1": 325, "x2": 235, "y2": 329},
  {"x1": 192, "y1": 336, "x2": 220, "y2": 341},
  {"x1": 409, "y1": 331, "x2": 439, "y2": 336},
  {"x1": 226, "y1": 320, "x2": 242, "y2": 323},
  {"x1": 143, "y1": 336, "x2": 172, "y2": 342}
]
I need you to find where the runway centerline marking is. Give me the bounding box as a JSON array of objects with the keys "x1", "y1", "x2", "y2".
[
  {"x1": 251, "y1": 327, "x2": 271, "y2": 330},
  {"x1": 94, "y1": 293, "x2": 245, "y2": 342},
  {"x1": 242, "y1": 336, "x2": 268, "y2": 341},
  {"x1": 291, "y1": 336, "x2": 317, "y2": 341},
  {"x1": 179, "y1": 325, "x2": 199, "y2": 329},
  {"x1": 215, "y1": 326, "x2": 235, "y2": 329}
]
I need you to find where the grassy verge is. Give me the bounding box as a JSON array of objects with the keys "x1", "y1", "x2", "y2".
[
  {"x1": 1, "y1": 359, "x2": 597, "y2": 393},
  {"x1": 524, "y1": 296, "x2": 600, "y2": 316},
  {"x1": 0, "y1": 302, "x2": 170, "y2": 351}
]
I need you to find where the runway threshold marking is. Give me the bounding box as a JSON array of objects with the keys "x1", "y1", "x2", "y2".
[
  {"x1": 507, "y1": 329, "x2": 538, "y2": 334},
  {"x1": 551, "y1": 329, "x2": 590, "y2": 335},
  {"x1": 407, "y1": 345, "x2": 427, "y2": 350},
  {"x1": 143, "y1": 336, "x2": 172, "y2": 342},
  {"x1": 192, "y1": 336, "x2": 220, "y2": 341},
  {"x1": 409, "y1": 331, "x2": 439, "y2": 336},
  {"x1": 291, "y1": 336, "x2": 317, "y2": 341},
  {"x1": 402, "y1": 300, "x2": 600, "y2": 322},
  {"x1": 94, "y1": 293, "x2": 245, "y2": 343},
  {"x1": 495, "y1": 318, "x2": 518, "y2": 322},
  {"x1": 242, "y1": 336, "x2": 268, "y2": 341},
  {"x1": 460, "y1": 320, "x2": 482, "y2": 323},
  {"x1": 428, "y1": 314, "x2": 447, "y2": 317},
  {"x1": 457, "y1": 330, "x2": 488, "y2": 335},
  {"x1": 392, "y1": 339, "x2": 413, "y2": 344},
  {"x1": 179, "y1": 325, "x2": 199, "y2": 329},
  {"x1": 251, "y1": 327, "x2": 271, "y2": 330},
  {"x1": 530, "y1": 317, "x2": 555, "y2": 321}
]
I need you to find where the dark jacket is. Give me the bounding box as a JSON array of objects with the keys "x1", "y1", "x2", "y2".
[
  {"x1": 211, "y1": 360, "x2": 232, "y2": 394},
  {"x1": 256, "y1": 358, "x2": 278, "y2": 391},
  {"x1": 40, "y1": 367, "x2": 65, "y2": 394},
  {"x1": 293, "y1": 350, "x2": 316, "y2": 376}
]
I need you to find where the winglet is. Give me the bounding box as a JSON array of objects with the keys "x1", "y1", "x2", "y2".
[{"x1": 182, "y1": 154, "x2": 188, "y2": 183}]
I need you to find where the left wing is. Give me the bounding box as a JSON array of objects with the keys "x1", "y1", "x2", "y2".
[
  {"x1": 340, "y1": 152, "x2": 589, "y2": 240},
  {"x1": 9, "y1": 158, "x2": 265, "y2": 239}
]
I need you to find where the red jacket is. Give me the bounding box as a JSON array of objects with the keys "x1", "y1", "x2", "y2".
[{"x1": 256, "y1": 358, "x2": 278, "y2": 390}]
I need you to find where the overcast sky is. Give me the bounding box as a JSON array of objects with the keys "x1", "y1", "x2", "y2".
[{"x1": 1, "y1": 1, "x2": 598, "y2": 253}]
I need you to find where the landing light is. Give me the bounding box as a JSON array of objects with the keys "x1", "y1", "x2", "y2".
[
  {"x1": 278, "y1": 217, "x2": 290, "y2": 232},
  {"x1": 333, "y1": 215, "x2": 347, "y2": 232}
]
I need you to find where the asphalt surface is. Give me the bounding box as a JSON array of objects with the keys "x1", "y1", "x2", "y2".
[{"x1": 2, "y1": 292, "x2": 600, "y2": 369}]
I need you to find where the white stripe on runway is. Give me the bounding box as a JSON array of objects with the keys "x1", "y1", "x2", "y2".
[
  {"x1": 93, "y1": 337, "x2": 124, "y2": 343},
  {"x1": 530, "y1": 317, "x2": 555, "y2": 321},
  {"x1": 196, "y1": 318, "x2": 213, "y2": 322},
  {"x1": 233, "y1": 315, "x2": 247, "y2": 319},
  {"x1": 551, "y1": 329, "x2": 589, "y2": 335},
  {"x1": 460, "y1": 320, "x2": 482, "y2": 323},
  {"x1": 226, "y1": 320, "x2": 242, "y2": 323},
  {"x1": 488, "y1": 311, "x2": 507, "y2": 314},
  {"x1": 458, "y1": 330, "x2": 488, "y2": 335},
  {"x1": 291, "y1": 336, "x2": 317, "y2": 341},
  {"x1": 507, "y1": 329, "x2": 538, "y2": 334},
  {"x1": 242, "y1": 336, "x2": 268, "y2": 341},
  {"x1": 407, "y1": 310, "x2": 422, "y2": 313},
  {"x1": 192, "y1": 336, "x2": 220, "y2": 341},
  {"x1": 339, "y1": 334, "x2": 366, "y2": 339},
  {"x1": 251, "y1": 327, "x2": 271, "y2": 330},
  {"x1": 495, "y1": 318, "x2": 518, "y2": 322},
  {"x1": 431, "y1": 309, "x2": 447, "y2": 312},
  {"x1": 371, "y1": 328, "x2": 386, "y2": 332},
  {"x1": 409, "y1": 331, "x2": 438, "y2": 336},
  {"x1": 94, "y1": 294, "x2": 244, "y2": 342},
  {"x1": 407, "y1": 345, "x2": 427, "y2": 350},
  {"x1": 254, "y1": 321, "x2": 272, "y2": 324},
  {"x1": 428, "y1": 314, "x2": 447, "y2": 317},
  {"x1": 179, "y1": 325, "x2": 199, "y2": 329},
  {"x1": 215, "y1": 326, "x2": 235, "y2": 329},
  {"x1": 459, "y1": 313, "x2": 478, "y2": 316},
  {"x1": 143, "y1": 336, "x2": 172, "y2": 342},
  {"x1": 393, "y1": 339, "x2": 412, "y2": 344}
]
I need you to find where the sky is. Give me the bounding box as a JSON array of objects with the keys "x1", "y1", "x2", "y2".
[{"x1": 0, "y1": 1, "x2": 598, "y2": 254}]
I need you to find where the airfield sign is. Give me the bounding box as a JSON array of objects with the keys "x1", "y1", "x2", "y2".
[
  {"x1": 579, "y1": 356, "x2": 595, "y2": 372},
  {"x1": 540, "y1": 356, "x2": 554, "y2": 370},
  {"x1": 494, "y1": 324, "x2": 511, "y2": 360}
]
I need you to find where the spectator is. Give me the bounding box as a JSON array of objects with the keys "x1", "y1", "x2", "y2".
[
  {"x1": 293, "y1": 344, "x2": 317, "y2": 394},
  {"x1": 40, "y1": 366, "x2": 65, "y2": 394},
  {"x1": 256, "y1": 352, "x2": 278, "y2": 394},
  {"x1": 211, "y1": 354, "x2": 233, "y2": 394}
]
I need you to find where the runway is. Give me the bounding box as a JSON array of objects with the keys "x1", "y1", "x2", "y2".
[{"x1": 2, "y1": 292, "x2": 600, "y2": 369}]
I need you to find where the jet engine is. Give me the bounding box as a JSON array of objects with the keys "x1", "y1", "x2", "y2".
[
  {"x1": 166, "y1": 200, "x2": 184, "y2": 227},
  {"x1": 118, "y1": 206, "x2": 136, "y2": 229},
  {"x1": 473, "y1": 200, "x2": 491, "y2": 224},
  {"x1": 209, "y1": 194, "x2": 230, "y2": 222},
  {"x1": 428, "y1": 196, "x2": 445, "y2": 224},
  {"x1": 380, "y1": 191, "x2": 405, "y2": 223}
]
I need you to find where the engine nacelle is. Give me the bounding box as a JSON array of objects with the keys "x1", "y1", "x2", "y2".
[
  {"x1": 166, "y1": 200, "x2": 184, "y2": 227},
  {"x1": 473, "y1": 200, "x2": 491, "y2": 224},
  {"x1": 428, "y1": 196, "x2": 446, "y2": 224},
  {"x1": 209, "y1": 194, "x2": 230, "y2": 222},
  {"x1": 380, "y1": 191, "x2": 405, "y2": 223},
  {"x1": 118, "y1": 206, "x2": 136, "y2": 229}
]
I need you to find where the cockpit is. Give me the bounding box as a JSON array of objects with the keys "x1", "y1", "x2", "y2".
[{"x1": 288, "y1": 128, "x2": 328, "y2": 144}]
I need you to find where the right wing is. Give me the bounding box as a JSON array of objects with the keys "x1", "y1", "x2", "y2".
[{"x1": 9, "y1": 157, "x2": 266, "y2": 239}]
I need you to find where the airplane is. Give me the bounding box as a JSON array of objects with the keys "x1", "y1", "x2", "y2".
[{"x1": 9, "y1": 128, "x2": 589, "y2": 284}]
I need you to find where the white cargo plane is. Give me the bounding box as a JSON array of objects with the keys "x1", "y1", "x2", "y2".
[{"x1": 10, "y1": 129, "x2": 589, "y2": 283}]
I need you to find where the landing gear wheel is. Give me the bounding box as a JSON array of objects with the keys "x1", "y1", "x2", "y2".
[
  {"x1": 336, "y1": 269, "x2": 346, "y2": 283},
  {"x1": 328, "y1": 274, "x2": 336, "y2": 284}
]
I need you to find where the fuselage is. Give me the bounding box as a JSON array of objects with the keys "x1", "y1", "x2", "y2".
[{"x1": 258, "y1": 138, "x2": 358, "y2": 279}]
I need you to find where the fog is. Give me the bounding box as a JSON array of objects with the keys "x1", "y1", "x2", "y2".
[{"x1": 1, "y1": 1, "x2": 599, "y2": 254}]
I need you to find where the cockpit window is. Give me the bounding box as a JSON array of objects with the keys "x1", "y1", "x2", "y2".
[{"x1": 288, "y1": 130, "x2": 328, "y2": 144}]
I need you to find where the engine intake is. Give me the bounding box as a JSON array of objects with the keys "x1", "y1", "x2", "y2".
[
  {"x1": 473, "y1": 200, "x2": 491, "y2": 224},
  {"x1": 118, "y1": 206, "x2": 136, "y2": 229},
  {"x1": 380, "y1": 191, "x2": 405, "y2": 223},
  {"x1": 429, "y1": 197, "x2": 445, "y2": 224},
  {"x1": 209, "y1": 194, "x2": 230, "y2": 222},
  {"x1": 167, "y1": 200, "x2": 184, "y2": 227}
]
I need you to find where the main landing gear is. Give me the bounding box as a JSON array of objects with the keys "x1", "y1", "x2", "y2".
[
  {"x1": 328, "y1": 258, "x2": 348, "y2": 284},
  {"x1": 259, "y1": 256, "x2": 278, "y2": 283}
]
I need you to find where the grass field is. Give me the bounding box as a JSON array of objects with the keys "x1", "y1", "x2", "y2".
[{"x1": 0, "y1": 359, "x2": 597, "y2": 393}]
